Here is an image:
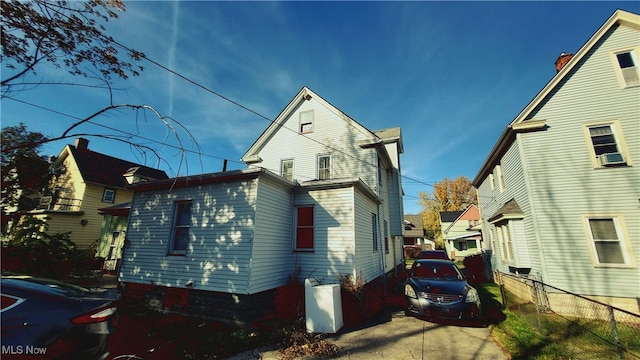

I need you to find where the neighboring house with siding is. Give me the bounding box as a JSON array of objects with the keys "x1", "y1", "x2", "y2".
[
  {"x1": 473, "y1": 10, "x2": 640, "y2": 312},
  {"x1": 28, "y1": 138, "x2": 168, "y2": 250},
  {"x1": 403, "y1": 214, "x2": 430, "y2": 247},
  {"x1": 440, "y1": 205, "x2": 482, "y2": 259},
  {"x1": 118, "y1": 87, "x2": 405, "y2": 322}
]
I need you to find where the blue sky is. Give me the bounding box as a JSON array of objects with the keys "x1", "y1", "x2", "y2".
[{"x1": 2, "y1": 1, "x2": 638, "y2": 215}]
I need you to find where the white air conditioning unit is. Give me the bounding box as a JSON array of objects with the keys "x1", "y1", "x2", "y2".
[{"x1": 600, "y1": 152, "x2": 625, "y2": 166}]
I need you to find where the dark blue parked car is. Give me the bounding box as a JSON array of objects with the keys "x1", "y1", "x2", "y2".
[
  {"x1": 1, "y1": 275, "x2": 120, "y2": 360},
  {"x1": 404, "y1": 259, "x2": 481, "y2": 320}
]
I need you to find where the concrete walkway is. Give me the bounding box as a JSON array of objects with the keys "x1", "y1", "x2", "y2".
[{"x1": 228, "y1": 310, "x2": 507, "y2": 360}]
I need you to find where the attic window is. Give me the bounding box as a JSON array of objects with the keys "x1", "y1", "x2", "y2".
[
  {"x1": 300, "y1": 110, "x2": 314, "y2": 134},
  {"x1": 612, "y1": 49, "x2": 640, "y2": 88},
  {"x1": 102, "y1": 189, "x2": 115, "y2": 203}
]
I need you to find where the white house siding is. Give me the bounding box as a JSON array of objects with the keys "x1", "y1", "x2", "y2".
[
  {"x1": 353, "y1": 189, "x2": 384, "y2": 283},
  {"x1": 477, "y1": 138, "x2": 541, "y2": 275},
  {"x1": 292, "y1": 187, "x2": 356, "y2": 284},
  {"x1": 249, "y1": 97, "x2": 380, "y2": 190},
  {"x1": 248, "y1": 176, "x2": 294, "y2": 293},
  {"x1": 120, "y1": 179, "x2": 259, "y2": 294},
  {"x1": 517, "y1": 24, "x2": 640, "y2": 298},
  {"x1": 386, "y1": 167, "x2": 404, "y2": 237},
  {"x1": 383, "y1": 141, "x2": 404, "y2": 236}
]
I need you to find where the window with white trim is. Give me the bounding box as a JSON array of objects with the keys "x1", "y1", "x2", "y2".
[
  {"x1": 169, "y1": 201, "x2": 192, "y2": 255},
  {"x1": 584, "y1": 121, "x2": 631, "y2": 168},
  {"x1": 300, "y1": 110, "x2": 314, "y2": 133},
  {"x1": 295, "y1": 206, "x2": 314, "y2": 250},
  {"x1": 496, "y1": 223, "x2": 514, "y2": 262},
  {"x1": 318, "y1": 154, "x2": 331, "y2": 180},
  {"x1": 584, "y1": 216, "x2": 632, "y2": 266},
  {"x1": 102, "y1": 188, "x2": 115, "y2": 203},
  {"x1": 612, "y1": 48, "x2": 640, "y2": 88},
  {"x1": 495, "y1": 164, "x2": 505, "y2": 192},
  {"x1": 281, "y1": 159, "x2": 294, "y2": 181}
]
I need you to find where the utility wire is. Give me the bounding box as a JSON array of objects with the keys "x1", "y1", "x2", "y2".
[{"x1": 5, "y1": 41, "x2": 451, "y2": 190}]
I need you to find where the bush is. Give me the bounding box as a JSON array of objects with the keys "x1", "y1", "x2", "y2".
[{"x1": 1, "y1": 215, "x2": 99, "y2": 283}]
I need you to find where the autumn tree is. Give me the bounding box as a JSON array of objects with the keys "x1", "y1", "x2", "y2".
[
  {"x1": 418, "y1": 176, "x2": 477, "y2": 247},
  {"x1": 1, "y1": 0, "x2": 196, "y2": 172}
]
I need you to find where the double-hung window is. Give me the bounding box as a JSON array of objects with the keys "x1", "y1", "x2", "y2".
[
  {"x1": 584, "y1": 121, "x2": 630, "y2": 167},
  {"x1": 612, "y1": 48, "x2": 640, "y2": 88},
  {"x1": 300, "y1": 110, "x2": 314, "y2": 133},
  {"x1": 318, "y1": 154, "x2": 331, "y2": 180},
  {"x1": 281, "y1": 159, "x2": 294, "y2": 181},
  {"x1": 169, "y1": 201, "x2": 192, "y2": 255},
  {"x1": 295, "y1": 206, "x2": 314, "y2": 250},
  {"x1": 495, "y1": 164, "x2": 505, "y2": 192},
  {"x1": 495, "y1": 223, "x2": 514, "y2": 262},
  {"x1": 584, "y1": 216, "x2": 632, "y2": 267}
]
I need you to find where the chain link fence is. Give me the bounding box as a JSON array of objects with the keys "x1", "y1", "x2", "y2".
[{"x1": 495, "y1": 271, "x2": 640, "y2": 360}]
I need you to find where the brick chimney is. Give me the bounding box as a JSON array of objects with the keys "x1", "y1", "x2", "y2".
[
  {"x1": 555, "y1": 52, "x2": 574, "y2": 72},
  {"x1": 75, "y1": 137, "x2": 89, "y2": 150}
]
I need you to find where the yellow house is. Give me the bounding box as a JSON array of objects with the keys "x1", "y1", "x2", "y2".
[{"x1": 28, "y1": 138, "x2": 168, "y2": 250}]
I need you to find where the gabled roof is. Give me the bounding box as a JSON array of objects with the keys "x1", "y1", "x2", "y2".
[
  {"x1": 440, "y1": 211, "x2": 463, "y2": 223},
  {"x1": 488, "y1": 198, "x2": 524, "y2": 223},
  {"x1": 67, "y1": 145, "x2": 168, "y2": 188},
  {"x1": 443, "y1": 204, "x2": 480, "y2": 233},
  {"x1": 56, "y1": 141, "x2": 168, "y2": 188},
  {"x1": 242, "y1": 86, "x2": 400, "y2": 163},
  {"x1": 473, "y1": 9, "x2": 640, "y2": 186}
]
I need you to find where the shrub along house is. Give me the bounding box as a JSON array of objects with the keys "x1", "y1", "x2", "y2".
[
  {"x1": 118, "y1": 87, "x2": 405, "y2": 323},
  {"x1": 473, "y1": 10, "x2": 639, "y2": 313}
]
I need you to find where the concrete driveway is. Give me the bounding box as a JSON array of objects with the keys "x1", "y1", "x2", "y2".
[{"x1": 229, "y1": 310, "x2": 507, "y2": 360}]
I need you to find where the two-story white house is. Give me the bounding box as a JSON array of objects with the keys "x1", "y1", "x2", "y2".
[
  {"x1": 118, "y1": 87, "x2": 404, "y2": 322},
  {"x1": 473, "y1": 10, "x2": 639, "y2": 313}
]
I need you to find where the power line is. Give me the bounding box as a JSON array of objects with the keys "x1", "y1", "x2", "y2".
[
  {"x1": 4, "y1": 42, "x2": 455, "y2": 191},
  {"x1": 120, "y1": 44, "x2": 443, "y2": 188}
]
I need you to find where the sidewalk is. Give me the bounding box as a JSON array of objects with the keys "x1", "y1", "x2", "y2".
[{"x1": 227, "y1": 309, "x2": 507, "y2": 360}]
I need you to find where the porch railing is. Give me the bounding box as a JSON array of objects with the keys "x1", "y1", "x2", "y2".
[{"x1": 37, "y1": 196, "x2": 82, "y2": 211}]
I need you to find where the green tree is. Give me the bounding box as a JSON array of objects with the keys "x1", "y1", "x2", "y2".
[
  {"x1": 1, "y1": 124, "x2": 50, "y2": 224},
  {"x1": 418, "y1": 176, "x2": 477, "y2": 248}
]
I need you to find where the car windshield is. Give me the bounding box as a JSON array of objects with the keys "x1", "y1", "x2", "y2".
[{"x1": 412, "y1": 262, "x2": 462, "y2": 281}]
